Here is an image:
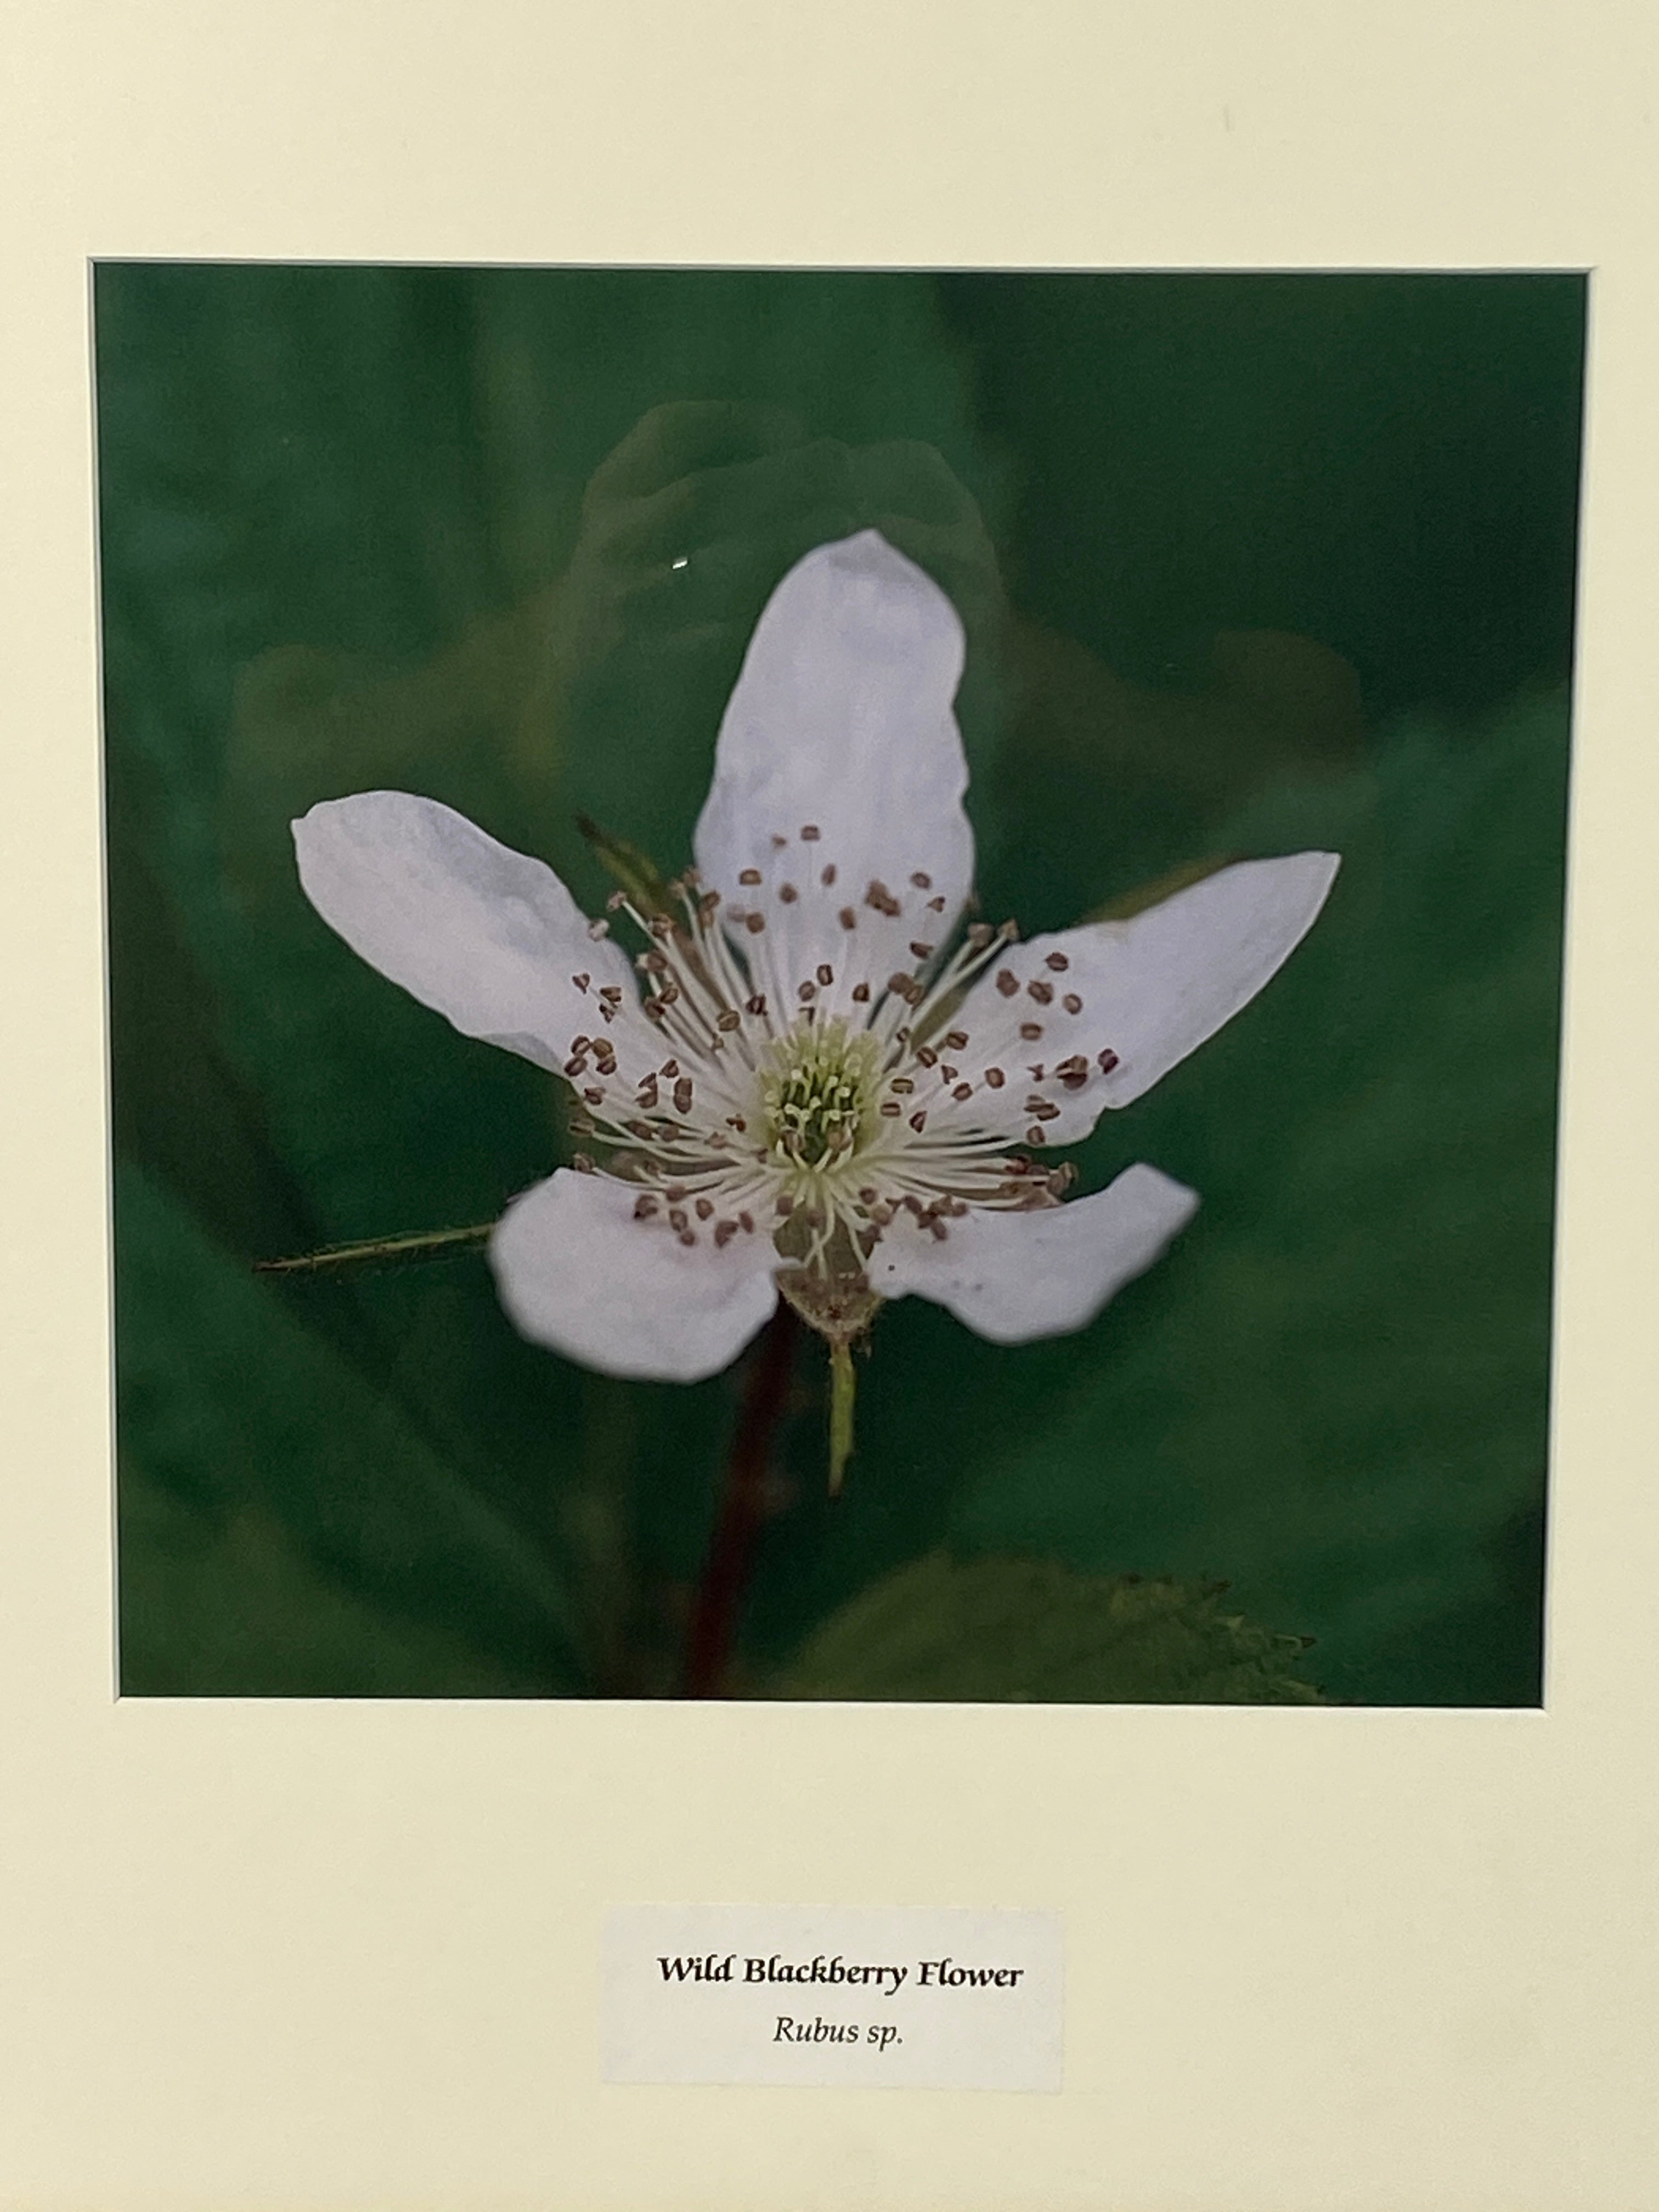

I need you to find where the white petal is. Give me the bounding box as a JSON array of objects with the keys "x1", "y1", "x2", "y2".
[
  {"x1": 944, "y1": 852, "x2": 1340, "y2": 1142},
  {"x1": 294, "y1": 792, "x2": 639, "y2": 1073},
  {"x1": 490, "y1": 1169, "x2": 779, "y2": 1382},
  {"x1": 693, "y1": 531, "x2": 973, "y2": 1016},
  {"x1": 870, "y1": 1165, "x2": 1199, "y2": 1344}
]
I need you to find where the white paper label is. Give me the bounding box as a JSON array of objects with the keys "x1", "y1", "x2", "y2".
[{"x1": 602, "y1": 1904, "x2": 1063, "y2": 2091}]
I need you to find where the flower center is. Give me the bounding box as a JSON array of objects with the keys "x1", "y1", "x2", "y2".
[{"x1": 760, "y1": 1019, "x2": 879, "y2": 1170}]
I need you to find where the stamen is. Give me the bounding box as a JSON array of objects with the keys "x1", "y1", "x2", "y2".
[
  {"x1": 739, "y1": 867, "x2": 762, "y2": 885},
  {"x1": 800, "y1": 824, "x2": 821, "y2": 842},
  {"x1": 821, "y1": 864, "x2": 837, "y2": 886},
  {"x1": 779, "y1": 883, "x2": 799, "y2": 904},
  {"x1": 1045, "y1": 951, "x2": 1070, "y2": 972},
  {"x1": 996, "y1": 970, "x2": 1019, "y2": 997}
]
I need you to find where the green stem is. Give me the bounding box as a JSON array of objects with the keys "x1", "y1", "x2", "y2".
[
  {"x1": 828, "y1": 1341, "x2": 856, "y2": 1496},
  {"x1": 253, "y1": 1222, "x2": 493, "y2": 1276}
]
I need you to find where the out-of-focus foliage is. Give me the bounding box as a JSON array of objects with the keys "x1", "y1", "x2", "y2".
[
  {"x1": 770, "y1": 1553, "x2": 1323, "y2": 1703},
  {"x1": 96, "y1": 266, "x2": 1582, "y2": 1703}
]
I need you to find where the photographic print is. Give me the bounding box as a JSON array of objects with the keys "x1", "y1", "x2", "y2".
[{"x1": 97, "y1": 264, "x2": 1584, "y2": 1705}]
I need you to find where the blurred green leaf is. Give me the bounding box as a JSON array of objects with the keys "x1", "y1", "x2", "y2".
[{"x1": 770, "y1": 1550, "x2": 1323, "y2": 1703}]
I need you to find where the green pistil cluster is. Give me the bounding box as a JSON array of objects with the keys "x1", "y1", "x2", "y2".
[{"x1": 763, "y1": 1020, "x2": 879, "y2": 1171}]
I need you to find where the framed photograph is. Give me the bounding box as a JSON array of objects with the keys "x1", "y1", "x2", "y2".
[
  {"x1": 99, "y1": 262, "x2": 1579, "y2": 1714},
  {"x1": 4, "y1": 4, "x2": 1657, "y2": 2207}
]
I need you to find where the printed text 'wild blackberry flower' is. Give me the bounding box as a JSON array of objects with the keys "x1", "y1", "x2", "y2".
[{"x1": 294, "y1": 532, "x2": 1338, "y2": 1459}]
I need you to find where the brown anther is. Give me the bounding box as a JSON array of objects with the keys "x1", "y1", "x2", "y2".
[
  {"x1": 1063, "y1": 993, "x2": 1082, "y2": 1014},
  {"x1": 886, "y1": 972, "x2": 913, "y2": 997},
  {"x1": 858, "y1": 1186, "x2": 879, "y2": 1205},
  {"x1": 744, "y1": 912, "x2": 765, "y2": 934},
  {"x1": 927, "y1": 895, "x2": 947, "y2": 913},
  {"x1": 605, "y1": 891, "x2": 627, "y2": 912},
  {"x1": 637, "y1": 1080, "x2": 659, "y2": 1104},
  {"x1": 695, "y1": 1198, "x2": 714, "y2": 1221},
  {"x1": 739, "y1": 867, "x2": 762, "y2": 885},
  {"x1": 668, "y1": 1208, "x2": 689, "y2": 1232},
  {"x1": 879, "y1": 1101, "x2": 902, "y2": 1118},
  {"x1": 1045, "y1": 951, "x2": 1070, "y2": 972},
  {"x1": 716, "y1": 1008, "x2": 741, "y2": 1031},
  {"x1": 910, "y1": 871, "x2": 933, "y2": 889},
  {"x1": 714, "y1": 1220, "x2": 738, "y2": 1248},
  {"x1": 929, "y1": 1218, "x2": 949, "y2": 1241},
  {"x1": 586, "y1": 919, "x2": 611, "y2": 940},
  {"x1": 1026, "y1": 1126, "x2": 1047, "y2": 1146},
  {"x1": 1028, "y1": 1064, "x2": 1046, "y2": 1080},
  {"x1": 599, "y1": 1002, "x2": 616, "y2": 1023},
  {"x1": 644, "y1": 998, "x2": 667, "y2": 1024},
  {"x1": 909, "y1": 941, "x2": 935, "y2": 961},
  {"x1": 985, "y1": 1066, "x2": 1006, "y2": 1088},
  {"x1": 902, "y1": 1194, "x2": 926, "y2": 1216},
  {"x1": 967, "y1": 923, "x2": 994, "y2": 950},
  {"x1": 851, "y1": 981, "x2": 870, "y2": 1002},
  {"x1": 775, "y1": 1194, "x2": 795, "y2": 1216},
  {"x1": 940, "y1": 1065, "x2": 958, "y2": 1083},
  {"x1": 1048, "y1": 1163, "x2": 1079, "y2": 1195},
  {"x1": 1026, "y1": 1099, "x2": 1060, "y2": 1122},
  {"x1": 1020, "y1": 1022, "x2": 1043, "y2": 1041},
  {"x1": 678, "y1": 1230, "x2": 697, "y2": 1248},
  {"x1": 1058, "y1": 1071, "x2": 1088, "y2": 1092},
  {"x1": 562, "y1": 1056, "x2": 588, "y2": 1078},
  {"x1": 952, "y1": 1082, "x2": 973, "y2": 1101},
  {"x1": 798, "y1": 980, "x2": 817, "y2": 1002},
  {"x1": 866, "y1": 881, "x2": 902, "y2": 917},
  {"x1": 771, "y1": 832, "x2": 788, "y2": 849},
  {"x1": 624, "y1": 1118, "x2": 653, "y2": 1139},
  {"x1": 916, "y1": 1046, "x2": 939, "y2": 1068},
  {"x1": 800, "y1": 823, "x2": 821, "y2": 842},
  {"x1": 1000, "y1": 919, "x2": 1020, "y2": 941},
  {"x1": 821, "y1": 864, "x2": 837, "y2": 886},
  {"x1": 856, "y1": 1225, "x2": 881, "y2": 1259},
  {"x1": 572, "y1": 1153, "x2": 597, "y2": 1173},
  {"x1": 656, "y1": 986, "x2": 679, "y2": 1007},
  {"x1": 816, "y1": 963, "x2": 833, "y2": 986},
  {"x1": 582, "y1": 1087, "x2": 604, "y2": 1105},
  {"x1": 837, "y1": 906, "x2": 857, "y2": 931},
  {"x1": 660, "y1": 1059, "x2": 680, "y2": 1076},
  {"x1": 996, "y1": 969, "x2": 1019, "y2": 997},
  {"x1": 640, "y1": 950, "x2": 668, "y2": 974},
  {"x1": 909, "y1": 1110, "x2": 928, "y2": 1133},
  {"x1": 891, "y1": 1076, "x2": 915, "y2": 1094},
  {"x1": 746, "y1": 994, "x2": 768, "y2": 1017},
  {"x1": 673, "y1": 1077, "x2": 694, "y2": 1114},
  {"x1": 1098, "y1": 1049, "x2": 1120, "y2": 1074},
  {"x1": 778, "y1": 882, "x2": 799, "y2": 904},
  {"x1": 738, "y1": 1211, "x2": 755, "y2": 1233},
  {"x1": 1057, "y1": 1054, "x2": 1089, "y2": 1075},
  {"x1": 599, "y1": 984, "x2": 623, "y2": 1003},
  {"x1": 725, "y1": 1114, "x2": 747, "y2": 1132},
  {"x1": 943, "y1": 1030, "x2": 969, "y2": 1051},
  {"x1": 665, "y1": 1185, "x2": 689, "y2": 1202},
  {"x1": 699, "y1": 891, "x2": 721, "y2": 920},
  {"x1": 633, "y1": 1194, "x2": 658, "y2": 1220},
  {"x1": 1028, "y1": 979, "x2": 1054, "y2": 1006}
]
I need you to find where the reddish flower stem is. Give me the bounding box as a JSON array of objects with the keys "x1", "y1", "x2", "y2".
[{"x1": 681, "y1": 1306, "x2": 799, "y2": 1697}]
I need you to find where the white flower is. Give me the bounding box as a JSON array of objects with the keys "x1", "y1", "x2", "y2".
[{"x1": 293, "y1": 531, "x2": 1338, "y2": 1390}]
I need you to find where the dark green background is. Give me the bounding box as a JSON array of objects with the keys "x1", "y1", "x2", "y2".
[{"x1": 97, "y1": 266, "x2": 1583, "y2": 1703}]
